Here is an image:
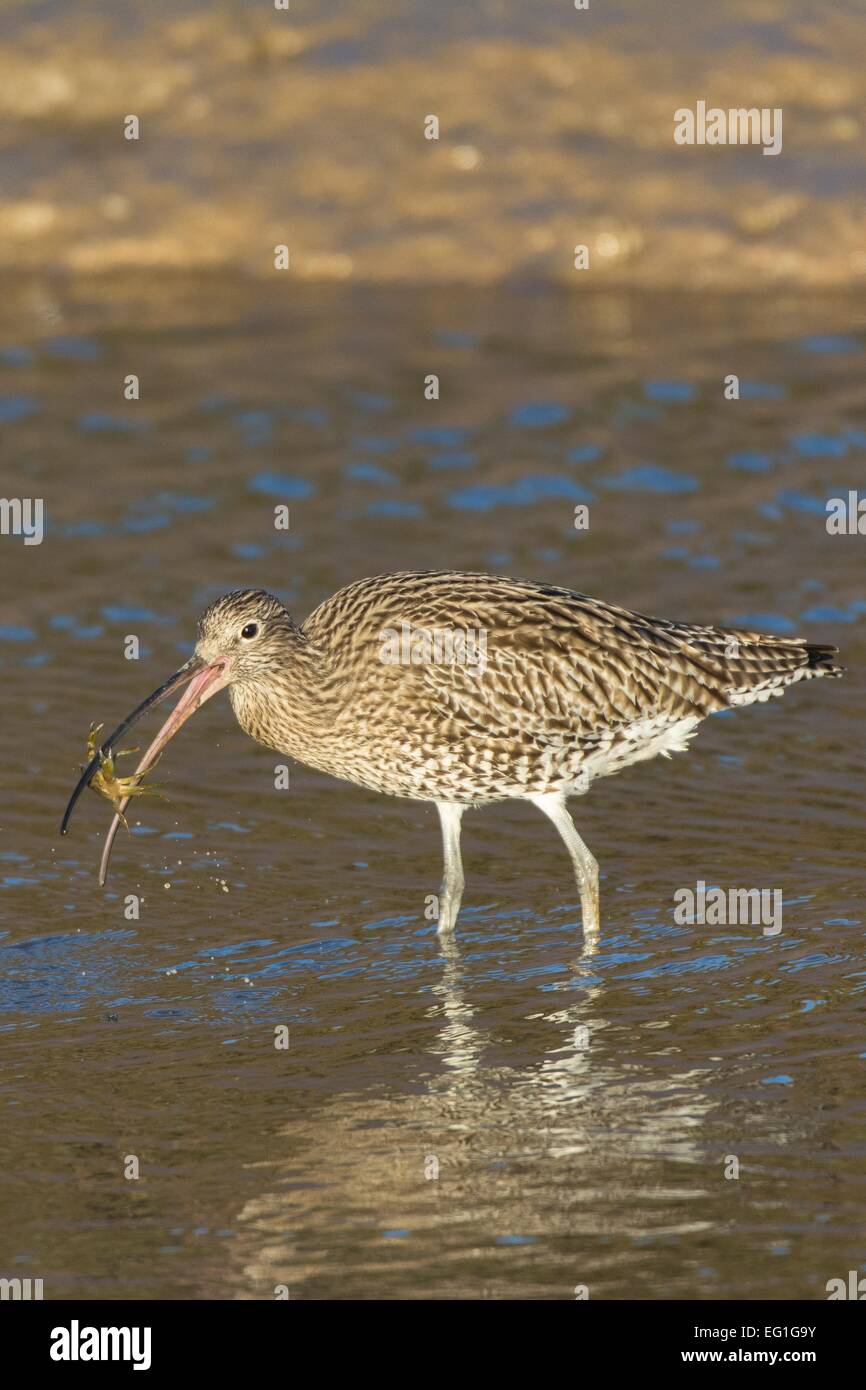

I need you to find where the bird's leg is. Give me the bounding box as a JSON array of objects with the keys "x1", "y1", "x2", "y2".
[
  {"x1": 529, "y1": 793, "x2": 600, "y2": 939},
  {"x1": 435, "y1": 802, "x2": 466, "y2": 934}
]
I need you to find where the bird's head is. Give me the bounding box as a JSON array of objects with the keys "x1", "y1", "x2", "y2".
[
  {"x1": 60, "y1": 588, "x2": 300, "y2": 852},
  {"x1": 194, "y1": 588, "x2": 300, "y2": 685}
]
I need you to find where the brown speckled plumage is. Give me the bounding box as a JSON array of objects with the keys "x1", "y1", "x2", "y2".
[
  {"x1": 200, "y1": 571, "x2": 841, "y2": 804},
  {"x1": 184, "y1": 571, "x2": 843, "y2": 939}
]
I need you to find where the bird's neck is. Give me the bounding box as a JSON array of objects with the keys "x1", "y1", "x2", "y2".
[{"x1": 228, "y1": 639, "x2": 332, "y2": 761}]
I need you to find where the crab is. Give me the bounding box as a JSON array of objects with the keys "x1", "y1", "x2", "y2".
[{"x1": 83, "y1": 722, "x2": 166, "y2": 830}]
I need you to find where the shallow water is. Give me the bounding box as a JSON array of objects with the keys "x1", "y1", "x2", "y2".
[{"x1": 1, "y1": 280, "x2": 865, "y2": 1299}]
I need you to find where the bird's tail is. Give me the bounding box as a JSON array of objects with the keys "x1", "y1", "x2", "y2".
[{"x1": 682, "y1": 626, "x2": 844, "y2": 708}]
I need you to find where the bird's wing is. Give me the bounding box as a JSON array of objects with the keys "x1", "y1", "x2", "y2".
[
  {"x1": 415, "y1": 591, "x2": 730, "y2": 750},
  {"x1": 305, "y1": 571, "x2": 838, "y2": 750}
]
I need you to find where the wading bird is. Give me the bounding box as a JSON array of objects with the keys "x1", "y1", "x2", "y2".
[{"x1": 61, "y1": 572, "x2": 842, "y2": 938}]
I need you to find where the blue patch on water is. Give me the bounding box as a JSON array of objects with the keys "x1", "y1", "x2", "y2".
[
  {"x1": 123, "y1": 514, "x2": 170, "y2": 533},
  {"x1": 79, "y1": 412, "x2": 146, "y2": 433},
  {"x1": 567, "y1": 443, "x2": 603, "y2": 463},
  {"x1": 101, "y1": 605, "x2": 175, "y2": 625},
  {"x1": 495, "y1": 1234, "x2": 537, "y2": 1246},
  {"x1": 0, "y1": 624, "x2": 35, "y2": 641},
  {"x1": 0, "y1": 395, "x2": 36, "y2": 423},
  {"x1": 688, "y1": 554, "x2": 721, "y2": 569},
  {"x1": 761, "y1": 1074, "x2": 793, "y2": 1086},
  {"x1": 797, "y1": 334, "x2": 861, "y2": 354},
  {"x1": 382, "y1": 1228, "x2": 411, "y2": 1239},
  {"x1": 800, "y1": 604, "x2": 856, "y2": 624},
  {"x1": 231, "y1": 543, "x2": 265, "y2": 559},
  {"x1": 345, "y1": 460, "x2": 396, "y2": 484},
  {"x1": 49, "y1": 615, "x2": 103, "y2": 638},
  {"x1": 47, "y1": 335, "x2": 101, "y2": 361},
  {"x1": 0, "y1": 346, "x2": 33, "y2": 366},
  {"x1": 776, "y1": 488, "x2": 826, "y2": 515},
  {"x1": 508, "y1": 401, "x2": 571, "y2": 428},
  {"x1": 661, "y1": 545, "x2": 690, "y2": 561},
  {"x1": 602, "y1": 464, "x2": 698, "y2": 494},
  {"x1": 791, "y1": 432, "x2": 847, "y2": 458},
  {"x1": 132, "y1": 492, "x2": 213, "y2": 515},
  {"x1": 626, "y1": 952, "x2": 732, "y2": 980},
  {"x1": 407, "y1": 426, "x2": 469, "y2": 448},
  {"x1": 734, "y1": 612, "x2": 797, "y2": 634},
  {"x1": 449, "y1": 476, "x2": 591, "y2": 511},
  {"x1": 186, "y1": 445, "x2": 213, "y2": 464},
  {"x1": 644, "y1": 381, "x2": 695, "y2": 403},
  {"x1": 727, "y1": 450, "x2": 773, "y2": 472},
  {"x1": 666, "y1": 519, "x2": 701, "y2": 535},
  {"x1": 366, "y1": 499, "x2": 424, "y2": 518},
  {"x1": 248, "y1": 472, "x2": 315, "y2": 499},
  {"x1": 233, "y1": 410, "x2": 273, "y2": 445},
  {"x1": 0, "y1": 929, "x2": 145, "y2": 1010},
  {"x1": 740, "y1": 381, "x2": 785, "y2": 400},
  {"x1": 756, "y1": 501, "x2": 783, "y2": 521},
  {"x1": 345, "y1": 388, "x2": 392, "y2": 414},
  {"x1": 426, "y1": 451, "x2": 476, "y2": 470}
]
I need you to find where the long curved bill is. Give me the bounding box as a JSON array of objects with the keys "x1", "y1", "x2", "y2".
[{"x1": 60, "y1": 655, "x2": 230, "y2": 885}]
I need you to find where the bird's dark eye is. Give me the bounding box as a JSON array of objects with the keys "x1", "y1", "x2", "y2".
[{"x1": 241, "y1": 622, "x2": 259, "y2": 640}]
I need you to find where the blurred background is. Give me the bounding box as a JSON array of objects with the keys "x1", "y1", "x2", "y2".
[
  {"x1": 1, "y1": 0, "x2": 864, "y2": 1302},
  {"x1": 1, "y1": 0, "x2": 866, "y2": 286}
]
